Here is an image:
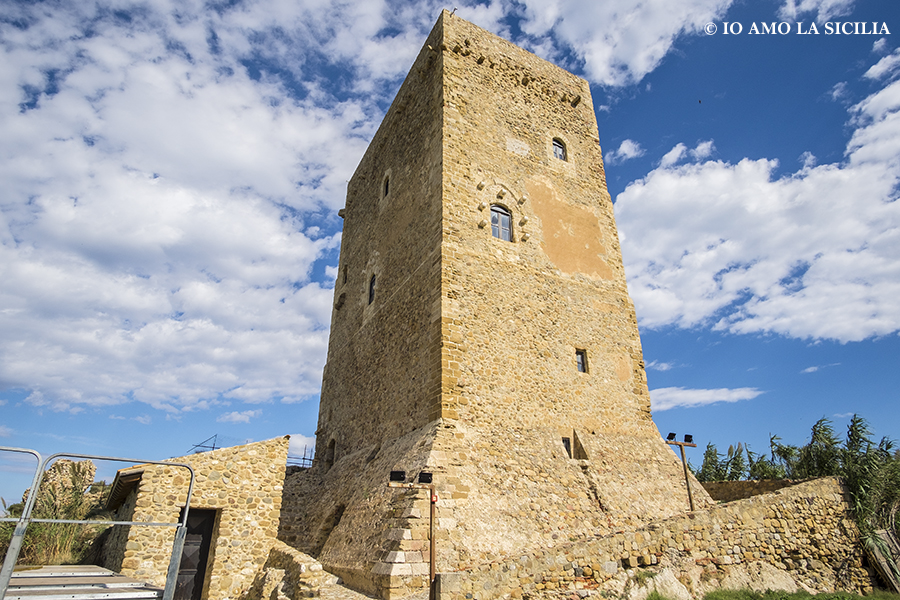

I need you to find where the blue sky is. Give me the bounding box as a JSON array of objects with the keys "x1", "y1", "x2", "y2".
[{"x1": 1, "y1": 0, "x2": 899, "y2": 504}]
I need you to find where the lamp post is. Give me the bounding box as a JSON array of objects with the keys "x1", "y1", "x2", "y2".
[
  {"x1": 388, "y1": 471, "x2": 437, "y2": 600},
  {"x1": 665, "y1": 433, "x2": 697, "y2": 511}
]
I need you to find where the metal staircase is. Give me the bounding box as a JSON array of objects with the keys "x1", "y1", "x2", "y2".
[{"x1": 5, "y1": 566, "x2": 162, "y2": 600}]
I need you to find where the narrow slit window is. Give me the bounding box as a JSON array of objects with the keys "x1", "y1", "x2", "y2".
[
  {"x1": 368, "y1": 274, "x2": 376, "y2": 304},
  {"x1": 383, "y1": 176, "x2": 389, "y2": 198},
  {"x1": 562, "y1": 437, "x2": 572, "y2": 458},
  {"x1": 576, "y1": 349, "x2": 588, "y2": 373},
  {"x1": 324, "y1": 439, "x2": 337, "y2": 471},
  {"x1": 553, "y1": 138, "x2": 567, "y2": 161},
  {"x1": 490, "y1": 205, "x2": 512, "y2": 241}
]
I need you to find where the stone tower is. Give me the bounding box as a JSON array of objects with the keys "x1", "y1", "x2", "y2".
[{"x1": 278, "y1": 11, "x2": 712, "y2": 599}]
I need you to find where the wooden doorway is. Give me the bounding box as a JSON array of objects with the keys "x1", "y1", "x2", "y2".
[{"x1": 175, "y1": 508, "x2": 218, "y2": 600}]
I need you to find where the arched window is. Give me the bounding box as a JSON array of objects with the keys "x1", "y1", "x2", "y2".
[
  {"x1": 552, "y1": 138, "x2": 567, "y2": 161},
  {"x1": 490, "y1": 205, "x2": 512, "y2": 241},
  {"x1": 368, "y1": 274, "x2": 376, "y2": 304}
]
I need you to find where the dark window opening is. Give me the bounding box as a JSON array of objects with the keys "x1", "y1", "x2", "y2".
[
  {"x1": 368, "y1": 274, "x2": 376, "y2": 304},
  {"x1": 342, "y1": 265, "x2": 348, "y2": 284},
  {"x1": 562, "y1": 437, "x2": 572, "y2": 458},
  {"x1": 383, "y1": 176, "x2": 390, "y2": 198},
  {"x1": 553, "y1": 138, "x2": 567, "y2": 161},
  {"x1": 490, "y1": 205, "x2": 512, "y2": 241},
  {"x1": 576, "y1": 349, "x2": 588, "y2": 373},
  {"x1": 323, "y1": 439, "x2": 337, "y2": 471}
]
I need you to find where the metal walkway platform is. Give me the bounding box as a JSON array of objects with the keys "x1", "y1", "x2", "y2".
[{"x1": 5, "y1": 566, "x2": 162, "y2": 600}]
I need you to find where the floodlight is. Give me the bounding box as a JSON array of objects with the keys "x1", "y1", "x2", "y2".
[
  {"x1": 684, "y1": 434, "x2": 693, "y2": 444},
  {"x1": 418, "y1": 472, "x2": 433, "y2": 484},
  {"x1": 666, "y1": 432, "x2": 677, "y2": 441},
  {"x1": 389, "y1": 470, "x2": 406, "y2": 482}
]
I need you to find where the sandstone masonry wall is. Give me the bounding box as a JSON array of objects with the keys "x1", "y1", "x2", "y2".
[
  {"x1": 279, "y1": 12, "x2": 714, "y2": 599},
  {"x1": 435, "y1": 478, "x2": 878, "y2": 600},
  {"x1": 702, "y1": 480, "x2": 806, "y2": 503},
  {"x1": 102, "y1": 437, "x2": 289, "y2": 600},
  {"x1": 313, "y1": 9, "x2": 446, "y2": 462}
]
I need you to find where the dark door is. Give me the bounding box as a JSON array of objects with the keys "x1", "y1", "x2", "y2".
[{"x1": 175, "y1": 508, "x2": 217, "y2": 600}]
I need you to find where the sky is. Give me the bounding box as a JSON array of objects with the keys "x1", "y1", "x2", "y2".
[{"x1": 1, "y1": 0, "x2": 898, "y2": 505}]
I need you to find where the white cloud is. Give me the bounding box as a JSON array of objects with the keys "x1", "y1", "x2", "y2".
[
  {"x1": 864, "y1": 48, "x2": 900, "y2": 81},
  {"x1": 659, "y1": 144, "x2": 688, "y2": 168},
  {"x1": 646, "y1": 360, "x2": 675, "y2": 371},
  {"x1": 0, "y1": 425, "x2": 11, "y2": 437},
  {"x1": 651, "y1": 387, "x2": 763, "y2": 411},
  {"x1": 777, "y1": 0, "x2": 855, "y2": 22},
  {"x1": 217, "y1": 409, "x2": 262, "y2": 424},
  {"x1": 829, "y1": 82, "x2": 850, "y2": 102},
  {"x1": 516, "y1": 0, "x2": 734, "y2": 86},
  {"x1": 799, "y1": 151, "x2": 817, "y2": 169},
  {"x1": 0, "y1": 0, "x2": 380, "y2": 412},
  {"x1": 801, "y1": 363, "x2": 840, "y2": 373},
  {"x1": 616, "y1": 60, "x2": 900, "y2": 343},
  {"x1": 658, "y1": 141, "x2": 713, "y2": 168},
  {"x1": 605, "y1": 139, "x2": 645, "y2": 164},
  {"x1": 690, "y1": 140, "x2": 715, "y2": 161}
]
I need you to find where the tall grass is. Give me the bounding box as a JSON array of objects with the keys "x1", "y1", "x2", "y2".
[{"x1": 0, "y1": 461, "x2": 110, "y2": 565}]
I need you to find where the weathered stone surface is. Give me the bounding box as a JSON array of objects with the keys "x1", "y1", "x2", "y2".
[
  {"x1": 278, "y1": 10, "x2": 711, "y2": 600},
  {"x1": 102, "y1": 437, "x2": 290, "y2": 600},
  {"x1": 433, "y1": 478, "x2": 878, "y2": 600},
  {"x1": 701, "y1": 480, "x2": 810, "y2": 503},
  {"x1": 272, "y1": 11, "x2": 880, "y2": 600}
]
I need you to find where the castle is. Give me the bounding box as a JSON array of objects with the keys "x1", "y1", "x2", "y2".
[
  {"x1": 95, "y1": 11, "x2": 879, "y2": 600},
  {"x1": 278, "y1": 10, "x2": 714, "y2": 598}
]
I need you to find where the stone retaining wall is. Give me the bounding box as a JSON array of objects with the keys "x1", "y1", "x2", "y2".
[
  {"x1": 701, "y1": 480, "x2": 806, "y2": 503},
  {"x1": 435, "y1": 478, "x2": 878, "y2": 600}
]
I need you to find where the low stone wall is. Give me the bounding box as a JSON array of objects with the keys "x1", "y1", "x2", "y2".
[
  {"x1": 435, "y1": 478, "x2": 878, "y2": 600},
  {"x1": 701, "y1": 480, "x2": 806, "y2": 503},
  {"x1": 241, "y1": 540, "x2": 339, "y2": 600}
]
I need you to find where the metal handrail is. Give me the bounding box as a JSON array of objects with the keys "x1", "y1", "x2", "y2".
[{"x1": 0, "y1": 448, "x2": 195, "y2": 600}]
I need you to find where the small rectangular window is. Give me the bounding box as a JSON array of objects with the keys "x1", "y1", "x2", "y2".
[
  {"x1": 562, "y1": 437, "x2": 572, "y2": 458},
  {"x1": 576, "y1": 349, "x2": 588, "y2": 373}
]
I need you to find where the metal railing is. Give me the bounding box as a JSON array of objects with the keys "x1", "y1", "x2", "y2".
[{"x1": 0, "y1": 447, "x2": 195, "y2": 600}]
